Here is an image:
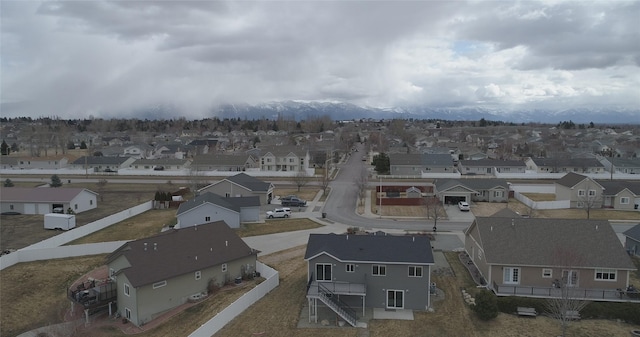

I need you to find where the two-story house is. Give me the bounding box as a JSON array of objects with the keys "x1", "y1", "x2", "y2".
[
  {"x1": 198, "y1": 173, "x2": 274, "y2": 205},
  {"x1": 259, "y1": 146, "x2": 310, "y2": 173},
  {"x1": 555, "y1": 172, "x2": 604, "y2": 209},
  {"x1": 304, "y1": 233, "x2": 434, "y2": 327},
  {"x1": 175, "y1": 192, "x2": 260, "y2": 229}
]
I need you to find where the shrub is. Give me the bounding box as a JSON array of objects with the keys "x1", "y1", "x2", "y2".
[
  {"x1": 581, "y1": 302, "x2": 640, "y2": 325},
  {"x1": 474, "y1": 290, "x2": 498, "y2": 320},
  {"x1": 497, "y1": 296, "x2": 547, "y2": 315}
]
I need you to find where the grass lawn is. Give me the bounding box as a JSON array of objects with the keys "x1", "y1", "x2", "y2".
[
  {"x1": 522, "y1": 193, "x2": 556, "y2": 201},
  {"x1": 237, "y1": 219, "x2": 323, "y2": 237},
  {"x1": 273, "y1": 187, "x2": 319, "y2": 202}
]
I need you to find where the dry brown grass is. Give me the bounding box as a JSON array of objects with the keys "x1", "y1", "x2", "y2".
[
  {"x1": 522, "y1": 193, "x2": 556, "y2": 201},
  {"x1": 237, "y1": 219, "x2": 323, "y2": 237},
  {"x1": 274, "y1": 187, "x2": 320, "y2": 202},
  {"x1": 0, "y1": 255, "x2": 105, "y2": 337}
]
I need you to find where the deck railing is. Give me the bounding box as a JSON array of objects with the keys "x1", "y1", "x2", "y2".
[{"x1": 492, "y1": 281, "x2": 640, "y2": 302}]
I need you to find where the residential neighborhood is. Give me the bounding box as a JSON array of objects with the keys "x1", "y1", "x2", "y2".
[{"x1": 1, "y1": 117, "x2": 639, "y2": 337}]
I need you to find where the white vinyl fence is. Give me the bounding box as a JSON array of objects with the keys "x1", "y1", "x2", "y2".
[
  {"x1": 188, "y1": 262, "x2": 279, "y2": 337},
  {"x1": 514, "y1": 191, "x2": 569, "y2": 210}
]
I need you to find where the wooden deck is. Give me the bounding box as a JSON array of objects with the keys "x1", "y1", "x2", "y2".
[
  {"x1": 307, "y1": 281, "x2": 367, "y2": 297},
  {"x1": 493, "y1": 282, "x2": 640, "y2": 303}
]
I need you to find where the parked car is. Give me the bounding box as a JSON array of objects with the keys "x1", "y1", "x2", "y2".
[
  {"x1": 266, "y1": 208, "x2": 291, "y2": 219},
  {"x1": 458, "y1": 201, "x2": 470, "y2": 211},
  {"x1": 280, "y1": 195, "x2": 307, "y2": 207},
  {"x1": 154, "y1": 166, "x2": 165, "y2": 171},
  {"x1": 104, "y1": 168, "x2": 116, "y2": 173}
]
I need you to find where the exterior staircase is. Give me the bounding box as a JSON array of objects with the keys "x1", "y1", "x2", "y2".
[{"x1": 315, "y1": 282, "x2": 358, "y2": 327}]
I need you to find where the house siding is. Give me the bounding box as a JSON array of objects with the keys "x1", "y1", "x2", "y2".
[
  {"x1": 489, "y1": 265, "x2": 629, "y2": 290},
  {"x1": 625, "y1": 237, "x2": 640, "y2": 257},
  {"x1": 177, "y1": 204, "x2": 240, "y2": 229},
  {"x1": 200, "y1": 181, "x2": 270, "y2": 206},
  {"x1": 308, "y1": 255, "x2": 432, "y2": 310},
  {"x1": 239, "y1": 206, "x2": 260, "y2": 222}
]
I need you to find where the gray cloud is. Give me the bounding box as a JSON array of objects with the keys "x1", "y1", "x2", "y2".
[{"x1": 1, "y1": 1, "x2": 638, "y2": 119}]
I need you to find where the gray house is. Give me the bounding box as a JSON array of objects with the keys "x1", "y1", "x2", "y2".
[
  {"x1": 175, "y1": 192, "x2": 260, "y2": 229},
  {"x1": 434, "y1": 178, "x2": 509, "y2": 205},
  {"x1": 623, "y1": 224, "x2": 640, "y2": 257},
  {"x1": 199, "y1": 173, "x2": 274, "y2": 205},
  {"x1": 304, "y1": 233, "x2": 434, "y2": 326},
  {"x1": 389, "y1": 153, "x2": 455, "y2": 175},
  {"x1": 525, "y1": 157, "x2": 605, "y2": 174},
  {"x1": 70, "y1": 156, "x2": 136, "y2": 172},
  {"x1": 598, "y1": 180, "x2": 640, "y2": 211},
  {"x1": 465, "y1": 215, "x2": 636, "y2": 301},
  {"x1": 0, "y1": 187, "x2": 98, "y2": 214},
  {"x1": 106, "y1": 221, "x2": 258, "y2": 327},
  {"x1": 190, "y1": 154, "x2": 258, "y2": 172},
  {"x1": 458, "y1": 159, "x2": 526, "y2": 176}
]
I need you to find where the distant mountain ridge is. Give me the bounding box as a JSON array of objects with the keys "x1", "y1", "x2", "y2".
[{"x1": 125, "y1": 101, "x2": 640, "y2": 124}]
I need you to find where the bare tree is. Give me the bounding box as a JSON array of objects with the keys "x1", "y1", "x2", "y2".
[
  {"x1": 545, "y1": 246, "x2": 589, "y2": 337},
  {"x1": 354, "y1": 167, "x2": 369, "y2": 206},
  {"x1": 318, "y1": 165, "x2": 331, "y2": 195},
  {"x1": 424, "y1": 197, "x2": 445, "y2": 232},
  {"x1": 292, "y1": 170, "x2": 310, "y2": 192},
  {"x1": 577, "y1": 180, "x2": 603, "y2": 219},
  {"x1": 96, "y1": 179, "x2": 108, "y2": 201}
]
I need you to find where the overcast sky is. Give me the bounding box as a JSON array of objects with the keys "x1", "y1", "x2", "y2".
[{"x1": 2, "y1": 0, "x2": 639, "y2": 119}]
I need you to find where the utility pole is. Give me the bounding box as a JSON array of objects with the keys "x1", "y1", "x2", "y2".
[{"x1": 379, "y1": 176, "x2": 382, "y2": 218}]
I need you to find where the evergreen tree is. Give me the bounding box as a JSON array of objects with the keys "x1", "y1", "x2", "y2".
[
  {"x1": 372, "y1": 153, "x2": 390, "y2": 175},
  {"x1": 50, "y1": 174, "x2": 63, "y2": 187},
  {"x1": 80, "y1": 141, "x2": 87, "y2": 149},
  {"x1": 473, "y1": 290, "x2": 498, "y2": 321},
  {"x1": 4, "y1": 178, "x2": 14, "y2": 187},
  {"x1": 1, "y1": 140, "x2": 9, "y2": 155}
]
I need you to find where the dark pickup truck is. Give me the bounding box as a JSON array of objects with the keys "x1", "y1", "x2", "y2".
[{"x1": 280, "y1": 195, "x2": 307, "y2": 207}]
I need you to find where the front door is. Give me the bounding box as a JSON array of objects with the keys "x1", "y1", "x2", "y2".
[
  {"x1": 562, "y1": 270, "x2": 579, "y2": 287},
  {"x1": 387, "y1": 290, "x2": 404, "y2": 309}
]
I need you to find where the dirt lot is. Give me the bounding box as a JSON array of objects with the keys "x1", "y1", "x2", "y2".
[{"x1": 0, "y1": 182, "x2": 180, "y2": 251}]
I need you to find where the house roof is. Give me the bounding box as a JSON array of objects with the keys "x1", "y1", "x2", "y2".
[
  {"x1": 132, "y1": 158, "x2": 189, "y2": 166},
  {"x1": 623, "y1": 224, "x2": 640, "y2": 242},
  {"x1": 555, "y1": 172, "x2": 603, "y2": 189},
  {"x1": 225, "y1": 173, "x2": 272, "y2": 192},
  {"x1": 0, "y1": 187, "x2": 97, "y2": 203},
  {"x1": 610, "y1": 158, "x2": 640, "y2": 168},
  {"x1": 470, "y1": 217, "x2": 635, "y2": 269},
  {"x1": 304, "y1": 233, "x2": 434, "y2": 265},
  {"x1": 70, "y1": 156, "x2": 132, "y2": 165},
  {"x1": 459, "y1": 159, "x2": 526, "y2": 167},
  {"x1": 107, "y1": 221, "x2": 257, "y2": 288},
  {"x1": 529, "y1": 157, "x2": 604, "y2": 168},
  {"x1": 597, "y1": 180, "x2": 640, "y2": 195},
  {"x1": 192, "y1": 154, "x2": 253, "y2": 166},
  {"x1": 435, "y1": 178, "x2": 508, "y2": 192},
  {"x1": 176, "y1": 192, "x2": 260, "y2": 215},
  {"x1": 389, "y1": 153, "x2": 453, "y2": 167}
]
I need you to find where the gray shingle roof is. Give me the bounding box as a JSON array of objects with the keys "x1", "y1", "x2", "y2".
[
  {"x1": 192, "y1": 154, "x2": 252, "y2": 166},
  {"x1": 598, "y1": 180, "x2": 640, "y2": 195},
  {"x1": 434, "y1": 178, "x2": 508, "y2": 192},
  {"x1": 176, "y1": 192, "x2": 260, "y2": 215},
  {"x1": 389, "y1": 153, "x2": 453, "y2": 167},
  {"x1": 529, "y1": 157, "x2": 604, "y2": 168},
  {"x1": 556, "y1": 172, "x2": 590, "y2": 188},
  {"x1": 71, "y1": 156, "x2": 132, "y2": 165},
  {"x1": 0, "y1": 187, "x2": 97, "y2": 203},
  {"x1": 472, "y1": 217, "x2": 635, "y2": 269},
  {"x1": 623, "y1": 224, "x2": 640, "y2": 242},
  {"x1": 107, "y1": 221, "x2": 256, "y2": 288},
  {"x1": 304, "y1": 233, "x2": 434, "y2": 265},
  {"x1": 459, "y1": 159, "x2": 526, "y2": 167},
  {"x1": 226, "y1": 173, "x2": 272, "y2": 192}
]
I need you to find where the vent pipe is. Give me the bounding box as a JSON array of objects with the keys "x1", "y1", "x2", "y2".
[{"x1": 154, "y1": 243, "x2": 157, "y2": 251}]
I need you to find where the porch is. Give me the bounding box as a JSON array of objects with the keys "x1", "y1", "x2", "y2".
[
  {"x1": 306, "y1": 281, "x2": 367, "y2": 327},
  {"x1": 492, "y1": 282, "x2": 640, "y2": 303}
]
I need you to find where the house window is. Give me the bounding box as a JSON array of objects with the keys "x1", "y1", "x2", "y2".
[
  {"x1": 387, "y1": 290, "x2": 404, "y2": 309},
  {"x1": 503, "y1": 267, "x2": 520, "y2": 284},
  {"x1": 620, "y1": 197, "x2": 630, "y2": 204},
  {"x1": 595, "y1": 269, "x2": 616, "y2": 281},
  {"x1": 494, "y1": 191, "x2": 503, "y2": 197},
  {"x1": 125, "y1": 307, "x2": 131, "y2": 320},
  {"x1": 9, "y1": 205, "x2": 14, "y2": 210},
  {"x1": 90, "y1": 200, "x2": 93, "y2": 205},
  {"x1": 316, "y1": 263, "x2": 332, "y2": 281},
  {"x1": 346, "y1": 264, "x2": 355, "y2": 273},
  {"x1": 109, "y1": 268, "x2": 115, "y2": 280},
  {"x1": 372, "y1": 265, "x2": 386, "y2": 276},
  {"x1": 577, "y1": 201, "x2": 584, "y2": 208},
  {"x1": 222, "y1": 264, "x2": 227, "y2": 272},
  {"x1": 195, "y1": 271, "x2": 201, "y2": 280},
  {"x1": 409, "y1": 266, "x2": 423, "y2": 277},
  {"x1": 588, "y1": 190, "x2": 596, "y2": 196},
  {"x1": 124, "y1": 283, "x2": 130, "y2": 296},
  {"x1": 578, "y1": 189, "x2": 586, "y2": 196},
  {"x1": 542, "y1": 269, "x2": 553, "y2": 278},
  {"x1": 153, "y1": 281, "x2": 167, "y2": 289},
  {"x1": 205, "y1": 216, "x2": 211, "y2": 222},
  {"x1": 74, "y1": 204, "x2": 78, "y2": 210}
]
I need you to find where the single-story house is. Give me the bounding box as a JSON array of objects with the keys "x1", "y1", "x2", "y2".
[
  {"x1": 175, "y1": 192, "x2": 260, "y2": 229},
  {"x1": 198, "y1": 173, "x2": 274, "y2": 205},
  {"x1": 389, "y1": 153, "x2": 455, "y2": 175},
  {"x1": 434, "y1": 178, "x2": 509, "y2": 205},
  {"x1": 0, "y1": 187, "x2": 98, "y2": 214},
  {"x1": 465, "y1": 213, "x2": 636, "y2": 301},
  {"x1": 106, "y1": 221, "x2": 259, "y2": 327},
  {"x1": 525, "y1": 157, "x2": 605, "y2": 174},
  {"x1": 70, "y1": 156, "x2": 136, "y2": 173},
  {"x1": 458, "y1": 159, "x2": 526, "y2": 176},
  {"x1": 0, "y1": 155, "x2": 70, "y2": 170},
  {"x1": 598, "y1": 180, "x2": 640, "y2": 211},
  {"x1": 130, "y1": 158, "x2": 191, "y2": 171},
  {"x1": 190, "y1": 154, "x2": 258, "y2": 172},
  {"x1": 305, "y1": 233, "x2": 434, "y2": 326}
]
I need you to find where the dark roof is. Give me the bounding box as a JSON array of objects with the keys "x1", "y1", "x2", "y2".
[
  {"x1": 610, "y1": 158, "x2": 640, "y2": 168},
  {"x1": 597, "y1": 180, "x2": 640, "y2": 195},
  {"x1": 529, "y1": 157, "x2": 604, "y2": 168},
  {"x1": 471, "y1": 217, "x2": 635, "y2": 269},
  {"x1": 389, "y1": 153, "x2": 453, "y2": 167},
  {"x1": 490, "y1": 208, "x2": 522, "y2": 218},
  {"x1": 225, "y1": 173, "x2": 272, "y2": 192},
  {"x1": 435, "y1": 178, "x2": 508, "y2": 192},
  {"x1": 70, "y1": 156, "x2": 132, "y2": 165},
  {"x1": 107, "y1": 221, "x2": 256, "y2": 288},
  {"x1": 192, "y1": 154, "x2": 252, "y2": 166},
  {"x1": 132, "y1": 158, "x2": 189, "y2": 166},
  {"x1": 623, "y1": 224, "x2": 640, "y2": 242},
  {"x1": 459, "y1": 159, "x2": 526, "y2": 167},
  {"x1": 0, "y1": 187, "x2": 97, "y2": 203},
  {"x1": 176, "y1": 192, "x2": 260, "y2": 215},
  {"x1": 304, "y1": 233, "x2": 434, "y2": 265},
  {"x1": 555, "y1": 172, "x2": 590, "y2": 188}
]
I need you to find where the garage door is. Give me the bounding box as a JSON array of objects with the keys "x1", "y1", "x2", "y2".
[
  {"x1": 444, "y1": 196, "x2": 466, "y2": 204},
  {"x1": 37, "y1": 204, "x2": 49, "y2": 214},
  {"x1": 24, "y1": 204, "x2": 36, "y2": 214}
]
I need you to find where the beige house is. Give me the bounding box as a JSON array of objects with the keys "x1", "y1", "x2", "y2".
[
  {"x1": 599, "y1": 180, "x2": 640, "y2": 211},
  {"x1": 465, "y1": 210, "x2": 636, "y2": 301},
  {"x1": 555, "y1": 172, "x2": 605, "y2": 209},
  {"x1": 259, "y1": 146, "x2": 309, "y2": 172}
]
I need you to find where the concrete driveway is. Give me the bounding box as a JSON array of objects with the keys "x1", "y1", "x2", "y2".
[{"x1": 445, "y1": 203, "x2": 476, "y2": 222}]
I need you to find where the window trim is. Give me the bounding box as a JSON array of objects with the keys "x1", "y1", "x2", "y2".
[
  {"x1": 125, "y1": 307, "x2": 131, "y2": 320},
  {"x1": 408, "y1": 266, "x2": 423, "y2": 277},
  {"x1": 372, "y1": 264, "x2": 386, "y2": 276},
  {"x1": 620, "y1": 197, "x2": 630, "y2": 204},
  {"x1": 542, "y1": 268, "x2": 553, "y2": 278},
  {"x1": 316, "y1": 263, "x2": 332, "y2": 281},
  {"x1": 346, "y1": 263, "x2": 355, "y2": 273},
  {"x1": 503, "y1": 267, "x2": 520, "y2": 284},
  {"x1": 577, "y1": 189, "x2": 586, "y2": 196},
  {"x1": 124, "y1": 283, "x2": 130, "y2": 296},
  {"x1": 195, "y1": 271, "x2": 202, "y2": 280},
  {"x1": 221, "y1": 263, "x2": 227, "y2": 272},
  {"x1": 594, "y1": 268, "x2": 617, "y2": 281}
]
